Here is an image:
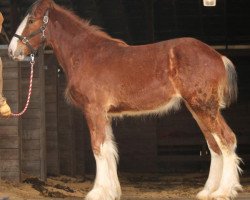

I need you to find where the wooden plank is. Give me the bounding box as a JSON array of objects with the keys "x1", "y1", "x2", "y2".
[
  {"x1": 21, "y1": 101, "x2": 41, "y2": 109},
  {"x1": 21, "y1": 89, "x2": 41, "y2": 100},
  {"x1": 0, "y1": 46, "x2": 20, "y2": 182},
  {"x1": 158, "y1": 155, "x2": 209, "y2": 162},
  {"x1": 21, "y1": 78, "x2": 40, "y2": 88},
  {"x1": 22, "y1": 119, "x2": 41, "y2": 129},
  {"x1": 0, "y1": 171, "x2": 19, "y2": 182},
  {"x1": 22, "y1": 129, "x2": 41, "y2": 140},
  {"x1": 2, "y1": 103, "x2": 18, "y2": 113},
  {"x1": 1, "y1": 160, "x2": 19, "y2": 172},
  {"x1": 45, "y1": 85, "x2": 57, "y2": 93},
  {"x1": 3, "y1": 79, "x2": 18, "y2": 90},
  {"x1": 22, "y1": 109, "x2": 41, "y2": 119},
  {"x1": 38, "y1": 48, "x2": 46, "y2": 181},
  {"x1": 22, "y1": 140, "x2": 40, "y2": 150},
  {"x1": 22, "y1": 161, "x2": 41, "y2": 172},
  {"x1": 46, "y1": 121, "x2": 57, "y2": 130},
  {"x1": 0, "y1": 136, "x2": 18, "y2": 148},
  {"x1": 0, "y1": 149, "x2": 19, "y2": 160},
  {"x1": 20, "y1": 63, "x2": 39, "y2": 78},
  {"x1": 45, "y1": 94, "x2": 57, "y2": 103},
  {"x1": 21, "y1": 161, "x2": 41, "y2": 177},
  {"x1": 22, "y1": 149, "x2": 40, "y2": 161},
  {"x1": 3, "y1": 90, "x2": 19, "y2": 103},
  {"x1": 0, "y1": 126, "x2": 18, "y2": 135},
  {"x1": 45, "y1": 103, "x2": 57, "y2": 113},
  {"x1": 46, "y1": 131, "x2": 58, "y2": 140},
  {"x1": 1, "y1": 59, "x2": 18, "y2": 69},
  {"x1": 3, "y1": 68, "x2": 18, "y2": 79}
]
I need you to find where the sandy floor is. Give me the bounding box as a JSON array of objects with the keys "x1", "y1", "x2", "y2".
[{"x1": 0, "y1": 173, "x2": 249, "y2": 200}]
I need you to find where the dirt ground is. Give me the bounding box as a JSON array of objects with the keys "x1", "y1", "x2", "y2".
[{"x1": 0, "y1": 173, "x2": 250, "y2": 200}]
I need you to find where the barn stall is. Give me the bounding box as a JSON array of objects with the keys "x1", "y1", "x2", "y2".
[{"x1": 0, "y1": 0, "x2": 250, "y2": 199}]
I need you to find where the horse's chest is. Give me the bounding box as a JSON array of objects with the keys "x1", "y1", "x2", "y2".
[{"x1": 65, "y1": 85, "x2": 85, "y2": 107}]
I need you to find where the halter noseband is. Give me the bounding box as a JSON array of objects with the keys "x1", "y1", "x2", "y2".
[{"x1": 14, "y1": 10, "x2": 49, "y2": 55}]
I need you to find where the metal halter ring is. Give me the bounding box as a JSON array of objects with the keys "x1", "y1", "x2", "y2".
[
  {"x1": 43, "y1": 15, "x2": 49, "y2": 24},
  {"x1": 30, "y1": 54, "x2": 35, "y2": 64},
  {"x1": 22, "y1": 37, "x2": 28, "y2": 44}
]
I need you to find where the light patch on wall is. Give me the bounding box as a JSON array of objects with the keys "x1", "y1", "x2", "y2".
[{"x1": 203, "y1": 0, "x2": 216, "y2": 7}]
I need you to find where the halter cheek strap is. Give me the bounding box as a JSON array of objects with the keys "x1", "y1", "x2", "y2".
[{"x1": 14, "y1": 10, "x2": 49, "y2": 55}]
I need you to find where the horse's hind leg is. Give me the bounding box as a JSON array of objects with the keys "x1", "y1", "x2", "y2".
[
  {"x1": 210, "y1": 114, "x2": 242, "y2": 200},
  {"x1": 186, "y1": 105, "x2": 223, "y2": 200},
  {"x1": 185, "y1": 102, "x2": 242, "y2": 200},
  {"x1": 84, "y1": 106, "x2": 121, "y2": 200}
]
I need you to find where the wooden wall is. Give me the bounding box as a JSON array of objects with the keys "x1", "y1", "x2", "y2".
[
  {"x1": 45, "y1": 54, "x2": 59, "y2": 176},
  {"x1": 115, "y1": 118, "x2": 158, "y2": 172},
  {"x1": 156, "y1": 107, "x2": 210, "y2": 172},
  {"x1": 84, "y1": 117, "x2": 158, "y2": 173},
  {"x1": 57, "y1": 73, "x2": 76, "y2": 176},
  {"x1": 20, "y1": 49, "x2": 46, "y2": 181},
  {"x1": 0, "y1": 45, "x2": 20, "y2": 181},
  {"x1": 57, "y1": 72, "x2": 85, "y2": 176}
]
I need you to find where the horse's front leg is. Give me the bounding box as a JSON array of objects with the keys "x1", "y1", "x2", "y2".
[{"x1": 84, "y1": 106, "x2": 121, "y2": 200}]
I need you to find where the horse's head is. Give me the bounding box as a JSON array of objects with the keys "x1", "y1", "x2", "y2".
[{"x1": 8, "y1": 0, "x2": 53, "y2": 61}]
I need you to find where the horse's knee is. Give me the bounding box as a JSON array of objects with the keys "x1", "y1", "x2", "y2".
[
  {"x1": 212, "y1": 130, "x2": 237, "y2": 153},
  {"x1": 206, "y1": 135, "x2": 221, "y2": 155},
  {"x1": 91, "y1": 133, "x2": 106, "y2": 155}
]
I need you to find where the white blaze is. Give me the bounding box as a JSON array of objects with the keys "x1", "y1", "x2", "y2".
[{"x1": 8, "y1": 14, "x2": 29, "y2": 59}]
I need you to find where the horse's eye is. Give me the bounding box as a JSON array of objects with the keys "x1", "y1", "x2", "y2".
[{"x1": 28, "y1": 19, "x2": 35, "y2": 24}]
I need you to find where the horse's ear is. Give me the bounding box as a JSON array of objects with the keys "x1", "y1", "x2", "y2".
[{"x1": 34, "y1": 0, "x2": 53, "y2": 17}]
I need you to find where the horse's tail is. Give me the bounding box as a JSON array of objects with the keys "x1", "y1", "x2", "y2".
[{"x1": 220, "y1": 56, "x2": 238, "y2": 108}]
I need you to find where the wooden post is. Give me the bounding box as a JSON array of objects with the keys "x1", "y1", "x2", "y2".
[
  {"x1": 38, "y1": 48, "x2": 46, "y2": 181},
  {"x1": 45, "y1": 53, "x2": 60, "y2": 176},
  {"x1": 20, "y1": 49, "x2": 46, "y2": 181}
]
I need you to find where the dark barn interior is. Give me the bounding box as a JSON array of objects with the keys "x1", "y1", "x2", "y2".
[{"x1": 0, "y1": 1, "x2": 250, "y2": 198}]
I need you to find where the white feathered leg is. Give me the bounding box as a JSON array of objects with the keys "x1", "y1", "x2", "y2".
[
  {"x1": 197, "y1": 146, "x2": 223, "y2": 200},
  {"x1": 210, "y1": 134, "x2": 242, "y2": 200},
  {"x1": 86, "y1": 125, "x2": 121, "y2": 200}
]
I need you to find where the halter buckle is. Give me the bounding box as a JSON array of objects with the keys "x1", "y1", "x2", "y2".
[
  {"x1": 40, "y1": 26, "x2": 46, "y2": 38},
  {"x1": 22, "y1": 37, "x2": 28, "y2": 44},
  {"x1": 43, "y1": 16, "x2": 49, "y2": 24},
  {"x1": 30, "y1": 54, "x2": 35, "y2": 64}
]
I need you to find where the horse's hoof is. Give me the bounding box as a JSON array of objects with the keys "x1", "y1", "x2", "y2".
[
  {"x1": 210, "y1": 190, "x2": 230, "y2": 200},
  {"x1": 210, "y1": 183, "x2": 242, "y2": 200},
  {"x1": 85, "y1": 187, "x2": 121, "y2": 200},
  {"x1": 196, "y1": 189, "x2": 210, "y2": 200}
]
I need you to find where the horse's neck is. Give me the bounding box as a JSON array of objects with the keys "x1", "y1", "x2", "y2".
[{"x1": 46, "y1": 6, "x2": 100, "y2": 76}]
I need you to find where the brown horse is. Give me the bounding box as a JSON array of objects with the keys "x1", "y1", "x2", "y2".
[{"x1": 8, "y1": 0, "x2": 242, "y2": 199}]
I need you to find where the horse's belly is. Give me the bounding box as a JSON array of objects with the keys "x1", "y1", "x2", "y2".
[{"x1": 108, "y1": 93, "x2": 182, "y2": 118}]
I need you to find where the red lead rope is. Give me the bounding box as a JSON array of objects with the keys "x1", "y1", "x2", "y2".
[{"x1": 11, "y1": 55, "x2": 35, "y2": 117}]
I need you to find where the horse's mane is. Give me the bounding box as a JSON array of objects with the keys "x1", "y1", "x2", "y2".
[
  {"x1": 54, "y1": 3, "x2": 128, "y2": 46},
  {"x1": 26, "y1": 0, "x2": 42, "y2": 16}
]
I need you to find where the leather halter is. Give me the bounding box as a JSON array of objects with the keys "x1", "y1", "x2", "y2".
[{"x1": 14, "y1": 10, "x2": 49, "y2": 55}]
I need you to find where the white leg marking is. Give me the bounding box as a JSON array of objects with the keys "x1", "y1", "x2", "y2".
[
  {"x1": 8, "y1": 14, "x2": 29, "y2": 59},
  {"x1": 210, "y1": 134, "x2": 242, "y2": 200},
  {"x1": 197, "y1": 145, "x2": 223, "y2": 200},
  {"x1": 86, "y1": 125, "x2": 121, "y2": 200}
]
